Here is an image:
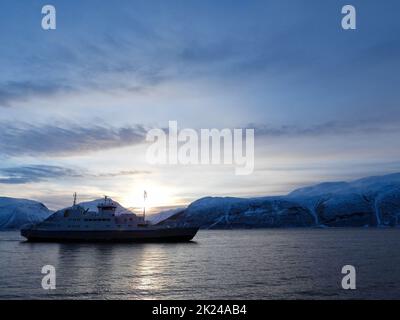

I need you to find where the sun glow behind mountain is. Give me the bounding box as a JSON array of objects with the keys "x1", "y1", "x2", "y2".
[{"x1": 120, "y1": 182, "x2": 180, "y2": 214}]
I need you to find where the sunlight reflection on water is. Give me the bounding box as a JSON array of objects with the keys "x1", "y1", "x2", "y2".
[{"x1": 1, "y1": 229, "x2": 400, "y2": 299}]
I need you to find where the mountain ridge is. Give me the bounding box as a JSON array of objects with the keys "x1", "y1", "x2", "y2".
[
  {"x1": 161, "y1": 172, "x2": 400, "y2": 228},
  {"x1": 2, "y1": 172, "x2": 400, "y2": 230},
  {"x1": 0, "y1": 197, "x2": 53, "y2": 230}
]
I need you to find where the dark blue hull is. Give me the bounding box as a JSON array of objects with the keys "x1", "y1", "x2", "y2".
[{"x1": 21, "y1": 227, "x2": 199, "y2": 243}]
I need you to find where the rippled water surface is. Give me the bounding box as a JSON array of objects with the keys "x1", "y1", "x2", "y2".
[{"x1": 1, "y1": 229, "x2": 400, "y2": 299}]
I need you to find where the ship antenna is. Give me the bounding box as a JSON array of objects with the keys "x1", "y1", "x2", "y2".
[
  {"x1": 73, "y1": 192, "x2": 77, "y2": 206},
  {"x1": 143, "y1": 190, "x2": 147, "y2": 222}
]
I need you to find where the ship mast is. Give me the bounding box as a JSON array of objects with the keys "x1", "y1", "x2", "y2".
[{"x1": 73, "y1": 192, "x2": 77, "y2": 206}]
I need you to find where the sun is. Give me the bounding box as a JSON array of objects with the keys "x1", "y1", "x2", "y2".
[{"x1": 120, "y1": 181, "x2": 175, "y2": 212}]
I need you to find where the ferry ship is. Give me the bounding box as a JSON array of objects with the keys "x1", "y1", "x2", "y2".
[{"x1": 21, "y1": 195, "x2": 198, "y2": 242}]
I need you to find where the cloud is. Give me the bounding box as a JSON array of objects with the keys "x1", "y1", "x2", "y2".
[
  {"x1": 0, "y1": 122, "x2": 147, "y2": 157},
  {"x1": 2, "y1": 119, "x2": 397, "y2": 159},
  {"x1": 0, "y1": 16, "x2": 315, "y2": 108},
  {"x1": 1, "y1": 1, "x2": 399, "y2": 111},
  {"x1": 252, "y1": 120, "x2": 400, "y2": 137},
  {"x1": 0, "y1": 165, "x2": 81, "y2": 184},
  {"x1": 0, "y1": 81, "x2": 73, "y2": 107},
  {"x1": 0, "y1": 39, "x2": 168, "y2": 107},
  {"x1": 95, "y1": 170, "x2": 151, "y2": 178},
  {"x1": 0, "y1": 165, "x2": 151, "y2": 184}
]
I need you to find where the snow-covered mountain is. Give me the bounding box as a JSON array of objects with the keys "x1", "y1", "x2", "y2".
[
  {"x1": 52, "y1": 198, "x2": 137, "y2": 217},
  {"x1": 287, "y1": 173, "x2": 400, "y2": 227},
  {"x1": 0, "y1": 197, "x2": 52, "y2": 230},
  {"x1": 2, "y1": 172, "x2": 400, "y2": 230},
  {"x1": 162, "y1": 173, "x2": 400, "y2": 228},
  {"x1": 165, "y1": 196, "x2": 315, "y2": 229}
]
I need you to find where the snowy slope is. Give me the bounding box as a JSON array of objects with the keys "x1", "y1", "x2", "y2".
[
  {"x1": 0, "y1": 197, "x2": 52, "y2": 230},
  {"x1": 147, "y1": 207, "x2": 186, "y2": 225},
  {"x1": 288, "y1": 182, "x2": 350, "y2": 198},
  {"x1": 288, "y1": 173, "x2": 400, "y2": 227},
  {"x1": 289, "y1": 173, "x2": 400, "y2": 198},
  {"x1": 168, "y1": 196, "x2": 314, "y2": 229},
  {"x1": 163, "y1": 173, "x2": 400, "y2": 228}
]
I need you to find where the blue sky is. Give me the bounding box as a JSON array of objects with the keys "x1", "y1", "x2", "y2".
[{"x1": 0, "y1": 0, "x2": 400, "y2": 211}]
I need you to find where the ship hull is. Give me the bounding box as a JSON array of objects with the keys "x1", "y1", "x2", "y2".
[{"x1": 21, "y1": 227, "x2": 199, "y2": 243}]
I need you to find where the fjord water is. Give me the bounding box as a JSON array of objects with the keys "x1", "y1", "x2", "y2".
[{"x1": 0, "y1": 229, "x2": 400, "y2": 299}]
